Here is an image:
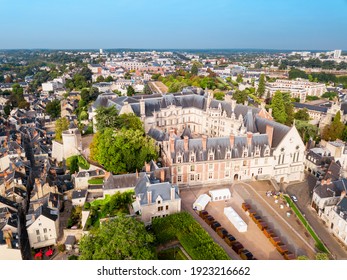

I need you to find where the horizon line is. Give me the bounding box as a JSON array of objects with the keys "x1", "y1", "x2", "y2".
[{"x1": 0, "y1": 47, "x2": 346, "y2": 52}]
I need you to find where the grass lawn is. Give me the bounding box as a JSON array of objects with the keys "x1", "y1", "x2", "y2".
[
  {"x1": 158, "y1": 247, "x2": 188, "y2": 260},
  {"x1": 88, "y1": 178, "x2": 104, "y2": 185},
  {"x1": 283, "y1": 195, "x2": 329, "y2": 253}
]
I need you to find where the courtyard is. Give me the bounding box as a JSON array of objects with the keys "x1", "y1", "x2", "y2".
[{"x1": 180, "y1": 180, "x2": 317, "y2": 260}]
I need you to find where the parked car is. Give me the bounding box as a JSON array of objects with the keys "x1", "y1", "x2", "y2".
[{"x1": 291, "y1": 195, "x2": 298, "y2": 202}]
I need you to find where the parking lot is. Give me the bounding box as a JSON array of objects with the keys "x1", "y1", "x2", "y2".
[{"x1": 180, "y1": 180, "x2": 317, "y2": 260}]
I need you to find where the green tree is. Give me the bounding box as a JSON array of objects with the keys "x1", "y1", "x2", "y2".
[
  {"x1": 322, "y1": 111, "x2": 344, "y2": 141},
  {"x1": 271, "y1": 91, "x2": 287, "y2": 124},
  {"x1": 105, "y1": 76, "x2": 114, "y2": 82},
  {"x1": 124, "y1": 72, "x2": 131, "y2": 80},
  {"x1": 94, "y1": 106, "x2": 143, "y2": 132},
  {"x1": 143, "y1": 84, "x2": 152, "y2": 95},
  {"x1": 295, "y1": 120, "x2": 319, "y2": 143},
  {"x1": 214, "y1": 92, "x2": 225, "y2": 101},
  {"x1": 45, "y1": 99, "x2": 61, "y2": 119},
  {"x1": 191, "y1": 64, "x2": 198, "y2": 76},
  {"x1": 282, "y1": 92, "x2": 294, "y2": 126},
  {"x1": 96, "y1": 76, "x2": 105, "y2": 83},
  {"x1": 236, "y1": 74, "x2": 243, "y2": 83},
  {"x1": 95, "y1": 106, "x2": 119, "y2": 132},
  {"x1": 55, "y1": 117, "x2": 69, "y2": 142},
  {"x1": 294, "y1": 108, "x2": 310, "y2": 121},
  {"x1": 127, "y1": 85, "x2": 136, "y2": 96},
  {"x1": 256, "y1": 74, "x2": 266, "y2": 98},
  {"x1": 4, "y1": 104, "x2": 11, "y2": 116},
  {"x1": 315, "y1": 253, "x2": 329, "y2": 260},
  {"x1": 233, "y1": 90, "x2": 248, "y2": 104},
  {"x1": 66, "y1": 155, "x2": 79, "y2": 174},
  {"x1": 79, "y1": 215, "x2": 155, "y2": 260},
  {"x1": 90, "y1": 128, "x2": 157, "y2": 174},
  {"x1": 297, "y1": 255, "x2": 309, "y2": 260}
]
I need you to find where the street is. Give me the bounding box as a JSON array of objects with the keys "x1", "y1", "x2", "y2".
[{"x1": 286, "y1": 180, "x2": 347, "y2": 259}]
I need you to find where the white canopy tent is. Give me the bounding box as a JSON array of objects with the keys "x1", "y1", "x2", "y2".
[
  {"x1": 193, "y1": 194, "x2": 211, "y2": 211},
  {"x1": 209, "y1": 188, "x2": 231, "y2": 202},
  {"x1": 224, "y1": 206, "x2": 247, "y2": 232}
]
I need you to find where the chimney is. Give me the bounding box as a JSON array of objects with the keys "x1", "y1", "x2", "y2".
[
  {"x1": 184, "y1": 136, "x2": 189, "y2": 152},
  {"x1": 140, "y1": 98, "x2": 145, "y2": 116},
  {"x1": 266, "y1": 125, "x2": 274, "y2": 148},
  {"x1": 244, "y1": 100, "x2": 248, "y2": 106},
  {"x1": 247, "y1": 132, "x2": 253, "y2": 147},
  {"x1": 105, "y1": 172, "x2": 111, "y2": 181},
  {"x1": 326, "y1": 178, "x2": 332, "y2": 184},
  {"x1": 268, "y1": 108, "x2": 273, "y2": 116},
  {"x1": 4, "y1": 230, "x2": 12, "y2": 249},
  {"x1": 147, "y1": 190, "x2": 152, "y2": 205},
  {"x1": 170, "y1": 186, "x2": 176, "y2": 200},
  {"x1": 229, "y1": 134, "x2": 235, "y2": 148},
  {"x1": 170, "y1": 136, "x2": 175, "y2": 153},
  {"x1": 321, "y1": 179, "x2": 327, "y2": 185},
  {"x1": 202, "y1": 135, "x2": 207, "y2": 151},
  {"x1": 145, "y1": 162, "x2": 151, "y2": 172},
  {"x1": 160, "y1": 169, "x2": 165, "y2": 182},
  {"x1": 136, "y1": 169, "x2": 139, "y2": 179}
]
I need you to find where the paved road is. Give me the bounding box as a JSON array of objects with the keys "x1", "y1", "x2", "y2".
[{"x1": 286, "y1": 181, "x2": 347, "y2": 259}]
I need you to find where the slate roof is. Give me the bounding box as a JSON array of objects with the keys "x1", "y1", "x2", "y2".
[
  {"x1": 172, "y1": 133, "x2": 270, "y2": 163},
  {"x1": 72, "y1": 190, "x2": 88, "y2": 200},
  {"x1": 134, "y1": 174, "x2": 179, "y2": 206},
  {"x1": 0, "y1": 195, "x2": 19, "y2": 210},
  {"x1": 147, "y1": 128, "x2": 169, "y2": 141},
  {"x1": 34, "y1": 205, "x2": 58, "y2": 221},
  {"x1": 103, "y1": 173, "x2": 139, "y2": 190},
  {"x1": 293, "y1": 102, "x2": 328, "y2": 113}
]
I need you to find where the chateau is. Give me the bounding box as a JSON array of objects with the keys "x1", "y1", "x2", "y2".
[{"x1": 91, "y1": 90, "x2": 306, "y2": 185}]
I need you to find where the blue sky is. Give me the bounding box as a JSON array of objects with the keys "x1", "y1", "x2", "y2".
[{"x1": 0, "y1": 0, "x2": 346, "y2": 50}]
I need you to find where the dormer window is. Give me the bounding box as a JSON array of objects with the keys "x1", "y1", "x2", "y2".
[
  {"x1": 254, "y1": 147, "x2": 260, "y2": 157},
  {"x1": 226, "y1": 151, "x2": 231, "y2": 159},
  {"x1": 209, "y1": 153, "x2": 214, "y2": 161},
  {"x1": 190, "y1": 153, "x2": 195, "y2": 162},
  {"x1": 264, "y1": 147, "x2": 270, "y2": 157},
  {"x1": 177, "y1": 156, "x2": 182, "y2": 163}
]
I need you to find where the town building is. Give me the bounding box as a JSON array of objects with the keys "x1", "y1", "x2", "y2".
[{"x1": 266, "y1": 79, "x2": 327, "y2": 102}]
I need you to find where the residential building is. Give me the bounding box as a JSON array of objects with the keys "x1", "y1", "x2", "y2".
[
  {"x1": 27, "y1": 205, "x2": 59, "y2": 249},
  {"x1": 266, "y1": 79, "x2": 327, "y2": 102}
]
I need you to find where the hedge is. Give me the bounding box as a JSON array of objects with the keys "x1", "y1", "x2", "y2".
[{"x1": 152, "y1": 212, "x2": 229, "y2": 260}]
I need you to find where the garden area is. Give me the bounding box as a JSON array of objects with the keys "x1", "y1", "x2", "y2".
[
  {"x1": 84, "y1": 191, "x2": 134, "y2": 230},
  {"x1": 87, "y1": 177, "x2": 104, "y2": 185},
  {"x1": 66, "y1": 155, "x2": 90, "y2": 174},
  {"x1": 152, "y1": 211, "x2": 229, "y2": 260},
  {"x1": 67, "y1": 206, "x2": 82, "y2": 229},
  {"x1": 157, "y1": 247, "x2": 188, "y2": 260}
]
